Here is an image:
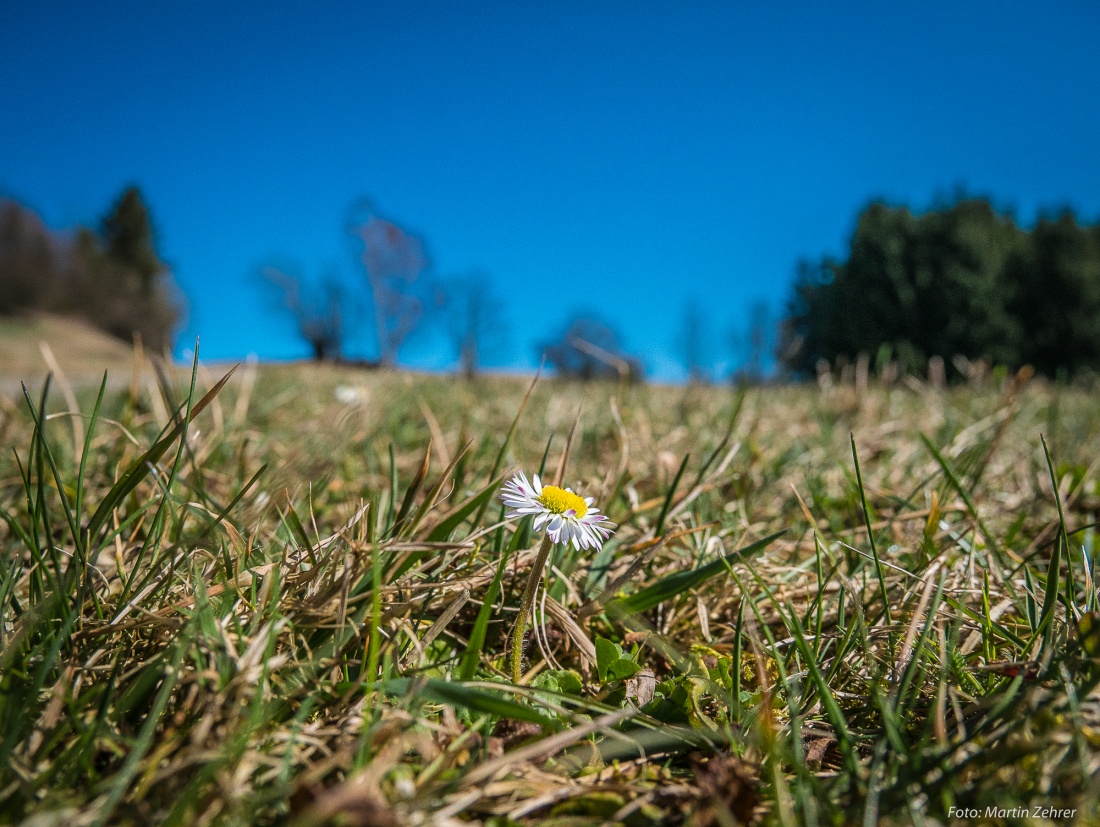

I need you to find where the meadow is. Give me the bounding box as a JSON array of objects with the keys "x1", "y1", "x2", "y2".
[{"x1": 1, "y1": 358, "x2": 1098, "y2": 825}]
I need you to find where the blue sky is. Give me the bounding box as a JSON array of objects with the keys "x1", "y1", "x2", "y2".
[{"x1": 2, "y1": 2, "x2": 1099, "y2": 380}]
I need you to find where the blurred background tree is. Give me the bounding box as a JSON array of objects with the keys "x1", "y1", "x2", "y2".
[
  {"x1": 348, "y1": 201, "x2": 430, "y2": 368},
  {"x1": 0, "y1": 187, "x2": 183, "y2": 352},
  {"x1": 102, "y1": 187, "x2": 163, "y2": 292},
  {"x1": 261, "y1": 266, "x2": 346, "y2": 361},
  {"x1": 730, "y1": 299, "x2": 773, "y2": 383},
  {"x1": 1004, "y1": 212, "x2": 1100, "y2": 376},
  {"x1": 541, "y1": 316, "x2": 644, "y2": 382},
  {"x1": 69, "y1": 187, "x2": 183, "y2": 353},
  {"x1": 0, "y1": 201, "x2": 65, "y2": 314},
  {"x1": 438, "y1": 271, "x2": 506, "y2": 379},
  {"x1": 676, "y1": 301, "x2": 712, "y2": 383},
  {"x1": 778, "y1": 197, "x2": 1100, "y2": 379}
]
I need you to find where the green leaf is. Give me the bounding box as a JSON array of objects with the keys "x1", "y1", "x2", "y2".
[
  {"x1": 606, "y1": 657, "x2": 642, "y2": 682},
  {"x1": 595, "y1": 637, "x2": 622, "y2": 683},
  {"x1": 533, "y1": 669, "x2": 583, "y2": 696}
]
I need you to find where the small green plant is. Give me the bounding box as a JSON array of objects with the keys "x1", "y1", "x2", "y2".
[{"x1": 594, "y1": 635, "x2": 643, "y2": 684}]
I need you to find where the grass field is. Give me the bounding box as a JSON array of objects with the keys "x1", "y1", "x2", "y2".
[
  {"x1": 0, "y1": 315, "x2": 137, "y2": 395},
  {"x1": 1, "y1": 357, "x2": 1099, "y2": 825}
]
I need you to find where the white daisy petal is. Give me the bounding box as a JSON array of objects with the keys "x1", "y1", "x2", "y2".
[{"x1": 500, "y1": 471, "x2": 617, "y2": 551}]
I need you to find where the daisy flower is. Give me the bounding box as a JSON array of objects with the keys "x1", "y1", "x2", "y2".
[{"x1": 501, "y1": 472, "x2": 615, "y2": 550}]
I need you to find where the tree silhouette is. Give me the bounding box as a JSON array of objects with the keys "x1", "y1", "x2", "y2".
[
  {"x1": 541, "y1": 316, "x2": 643, "y2": 382},
  {"x1": 72, "y1": 187, "x2": 183, "y2": 352},
  {"x1": 730, "y1": 300, "x2": 772, "y2": 382},
  {"x1": 439, "y1": 272, "x2": 506, "y2": 379},
  {"x1": 262, "y1": 267, "x2": 345, "y2": 361},
  {"x1": 0, "y1": 190, "x2": 183, "y2": 352},
  {"x1": 0, "y1": 201, "x2": 64, "y2": 314},
  {"x1": 676, "y1": 301, "x2": 711, "y2": 383},
  {"x1": 781, "y1": 198, "x2": 1027, "y2": 377},
  {"x1": 1005, "y1": 212, "x2": 1100, "y2": 375},
  {"x1": 102, "y1": 186, "x2": 162, "y2": 293},
  {"x1": 348, "y1": 202, "x2": 429, "y2": 367}
]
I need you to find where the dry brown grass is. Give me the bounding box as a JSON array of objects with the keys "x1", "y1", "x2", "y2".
[{"x1": 1, "y1": 356, "x2": 1098, "y2": 825}]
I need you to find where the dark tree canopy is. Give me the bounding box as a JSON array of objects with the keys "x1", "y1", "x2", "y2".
[
  {"x1": 0, "y1": 202, "x2": 64, "y2": 314},
  {"x1": 0, "y1": 188, "x2": 183, "y2": 352},
  {"x1": 780, "y1": 198, "x2": 1100, "y2": 378},
  {"x1": 1004, "y1": 214, "x2": 1100, "y2": 377},
  {"x1": 102, "y1": 186, "x2": 163, "y2": 290}
]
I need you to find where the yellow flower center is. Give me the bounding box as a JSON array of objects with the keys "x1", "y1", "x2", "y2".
[{"x1": 537, "y1": 485, "x2": 588, "y2": 518}]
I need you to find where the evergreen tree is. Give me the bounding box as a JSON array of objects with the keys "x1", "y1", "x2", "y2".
[
  {"x1": 777, "y1": 197, "x2": 1100, "y2": 378},
  {"x1": 1005, "y1": 212, "x2": 1100, "y2": 375},
  {"x1": 76, "y1": 187, "x2": 182, "y2": 352},
  {"x1": 102, "y1": 186, "x2": 164, "y2": 293},
  {"x1": 0, "y1": 190, "x2": 183, "y2": 351}
]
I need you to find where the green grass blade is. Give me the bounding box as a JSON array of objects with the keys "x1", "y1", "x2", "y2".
[
  {"x1": 282, "y1": 499, "x2": 318, "y2": 567},
  {"x1": 604, "y1": 529, "x2": 784, "y2": 616},
  {"x1": 655, "y1": 452, "x2": 690, "y2": 536},
  {"x1": 851, "y1": 434, "x2": 892, "y2": 627},
  {"x1": 473, "y1": 368, "x2": 540, "y2": 525},
  {"x1": 424, "y1": 474, "x2": 506, "y2": 542},
  {"x1": 384, "y1": 677, "x2": 558, "y2": 729},
  {"x1": 85, "y1": 365, "x2": 237, "y2": 543},
  {"x1": 1034, "y1": 435, "x2": 1066, "y2": 648},
  {"x1": 919, "y1": 432, "x2": 1011, "y2": 579},
  {"x1": 458, "y1": 522, "x2": 520, "y2": 680},
  {"x1": 389, "y1": 439, "x2": 431, "y2": 538}
]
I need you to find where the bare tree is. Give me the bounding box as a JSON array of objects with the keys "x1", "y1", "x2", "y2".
[
  {"x1": 676, "y1": 300, "x2": 712, "y2": 383},
  {"x1": 541, "y1": 316, "x2": 643, "y2": 382},
  {"x1": 439, "y1": 272, "x2": 506, "y2": 379},
  {"x1": 348, "y1": 202, "x2": 429, "y2": 367},
  {"x1": 730, "y1": 299, "x2": 773, "y2": 382},
  {"x1": 262, "y1": 267, "x2": 345, "y2": 361}
]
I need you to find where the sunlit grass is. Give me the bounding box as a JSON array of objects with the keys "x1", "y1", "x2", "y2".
[{"x1": 1, "y1": 359, "x2": 1099, "y2": 825}]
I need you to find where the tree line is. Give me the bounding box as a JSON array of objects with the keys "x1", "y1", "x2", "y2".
[
  {"x1": 264, "y1": 201, "x2": 659, "y2": 380},
  {"x1": 261, "y1": 200, "x2": 510, "y2": 377},
  {"x1": 0, "y1": 187, "x2": 182, "y2": 353},
  {"x1": 780, "y1": 198, "x2": 1100, "y2": 379},
  {"x1": 11, "y1": 188, "x2": 1092, "y2": 383}
]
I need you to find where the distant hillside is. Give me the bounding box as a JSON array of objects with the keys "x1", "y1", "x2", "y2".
[{"x1": 0, "y1": 313, "x2": 136, "y2": 385}]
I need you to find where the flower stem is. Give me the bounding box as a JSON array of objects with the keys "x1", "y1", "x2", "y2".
[{"x1": 510, "y1": 533, "x2": 555, "y2": 684}]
